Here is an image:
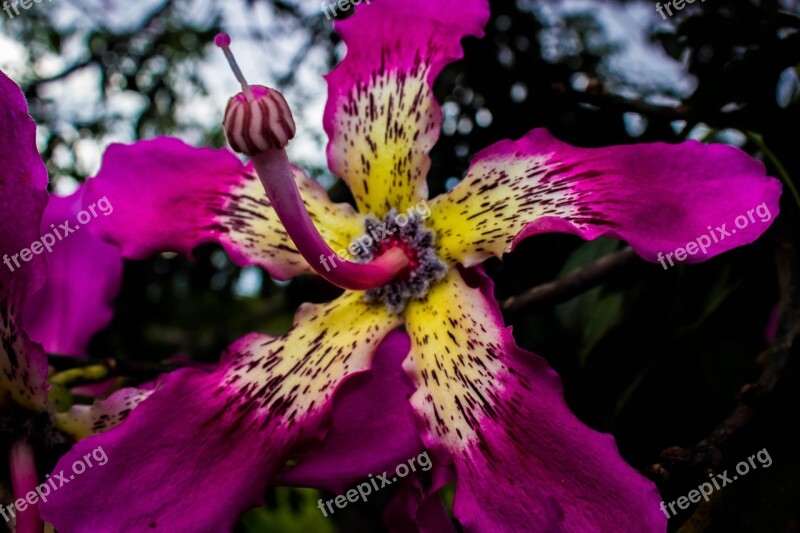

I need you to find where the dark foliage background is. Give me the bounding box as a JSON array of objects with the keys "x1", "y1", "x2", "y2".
[{"x1": 2, "y1": 0, "x2": 799, "y2": 531}]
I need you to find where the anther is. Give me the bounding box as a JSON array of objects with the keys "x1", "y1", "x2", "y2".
[{"x1": 215, "y1": 33, "x2": 296, "y2": 153}]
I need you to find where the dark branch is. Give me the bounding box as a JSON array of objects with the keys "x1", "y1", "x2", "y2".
[
  {"x1": 553, "y1": 82, "x2": 692, "y2": 120},
  {"x1": 23, "y1": 58, "x2": 97, "y2": 98},
  {"x1": 501, "y1": 246, "x2": 637, "y2": 315}
]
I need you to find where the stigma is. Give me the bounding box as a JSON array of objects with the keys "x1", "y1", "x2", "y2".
[{"x1": 354, "y1": 209, "x2": 447, "y2": 313}]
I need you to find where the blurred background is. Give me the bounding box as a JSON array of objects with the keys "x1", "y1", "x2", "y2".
[{"x1": 2, "y1": 0, "x2": 799, "y2": 531}]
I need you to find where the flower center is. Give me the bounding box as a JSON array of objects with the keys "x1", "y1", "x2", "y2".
[{"x1": 353, "y1": 209, "x2": 447, "y2": 313}]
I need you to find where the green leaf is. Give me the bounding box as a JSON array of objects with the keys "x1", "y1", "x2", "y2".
[
  {"x1": 579, "y1": 291, "x2": 624, "y2": 365},
  {"x1": 555, "y1": 238, "x2": 620, "y2": 330},
  {"x1": 239, "y1": 488, "x2": 335, "y2": 533}
]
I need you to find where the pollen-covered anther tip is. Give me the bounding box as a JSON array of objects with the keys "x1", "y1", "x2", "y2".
[{"x1": 222, "y1": 85, "x2": 297, "y2": 154}]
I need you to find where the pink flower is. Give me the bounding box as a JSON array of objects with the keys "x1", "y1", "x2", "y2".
[{"x1": 39, "y1": 1, "x2": 780, "y2": 531}]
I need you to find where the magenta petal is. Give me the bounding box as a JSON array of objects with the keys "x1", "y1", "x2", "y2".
[
  {"x1": 324, "y1": 0, "x2": 489, "y2": 216},
  {"x1": 450, "y1": 344, "x2": 661, "y2": 531},
  {"x1": 69, "y1": 378, "x2": 119, "y2": 399},
  {"x1": 277, "y1": 330, "x2": 423, "y2": 493},
  {"x1": 83, "y1": 137, "x2": 365, "y2": 280},
  {"x1": 457, "y1": 270, "x2": 664, "y2": 531},
  {"x1": 431, "y1": 129, "x2": 782, "y2": 267},
  {"x1": 82, "y1": 137, "x2": 244, "y2": 260},
  {"x1": 23, "y1": 192, "x2": 123, "y2": 356},
  {"x1": 40, "y1": 293, "x2": 401, "y2": 531},
  {"x1": 764, "y1": 302, "x2": 780, "y2": 342},
  {"x1": 54, "y1": 386, "x2": 153, "y2": 440},
  {"x1": 403, "y1": 269, "x2": 665, "y2": 532},
  {"x1": 0, "y1": 70, "x2": 50, "y2": 409},
  {"x1": 0, "y1": 70, "x2": 49, "y2": 295},
  {"x1": 39, "y1": 368, "x2": 286, "y2": 532},
  {"x1": 384, "y1": 473, "x2": 456, "y2": 533}
]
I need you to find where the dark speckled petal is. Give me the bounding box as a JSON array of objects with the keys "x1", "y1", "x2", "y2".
[
  {"x1": 0, "y1": 70, "x2": 50, "y2": 411},
  {"x1": 276, "y1": 329, "x2": 423, "y2": 493},
  {"x1": 39, "y1": 292, "x2": 401, "y2": 532},
  {"x1": 324, "y1": 0, "x2": 489, "y2": 217},
  {"x1": 402, "y1": 269, "x2": 666, "y2": 532},
  {"x1": 82, "y1": 137, "x2": 366, "y2": 280},
  {"x1": 54, "y1": 387, "x2": 154, "y2": 440},
  {"x1": 429, "y1": 129, "x2": 782, "y2": 268}
]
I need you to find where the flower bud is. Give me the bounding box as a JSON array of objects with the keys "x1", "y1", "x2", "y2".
[{"x1": 222, "y1": 85, "x2": 296, "y2": 154}]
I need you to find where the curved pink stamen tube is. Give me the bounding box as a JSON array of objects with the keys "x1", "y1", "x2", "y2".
[
  {"x1": 252, "y1": 149, "x2": 410, "y2": 291},
  {"x1": 215, "y1": 32, "x2": 409, "y2": 290},
  {"x1": 9, "y1": 440, "x2": 43, "y2": 533}
]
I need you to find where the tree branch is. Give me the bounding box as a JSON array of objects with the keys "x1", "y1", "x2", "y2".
[
  {"x1": 501, "y1": 246, "x2": 637, "y2": 315},
  {"x1": 23, "y1": 58, "x2": 97, "y2": 98}
]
